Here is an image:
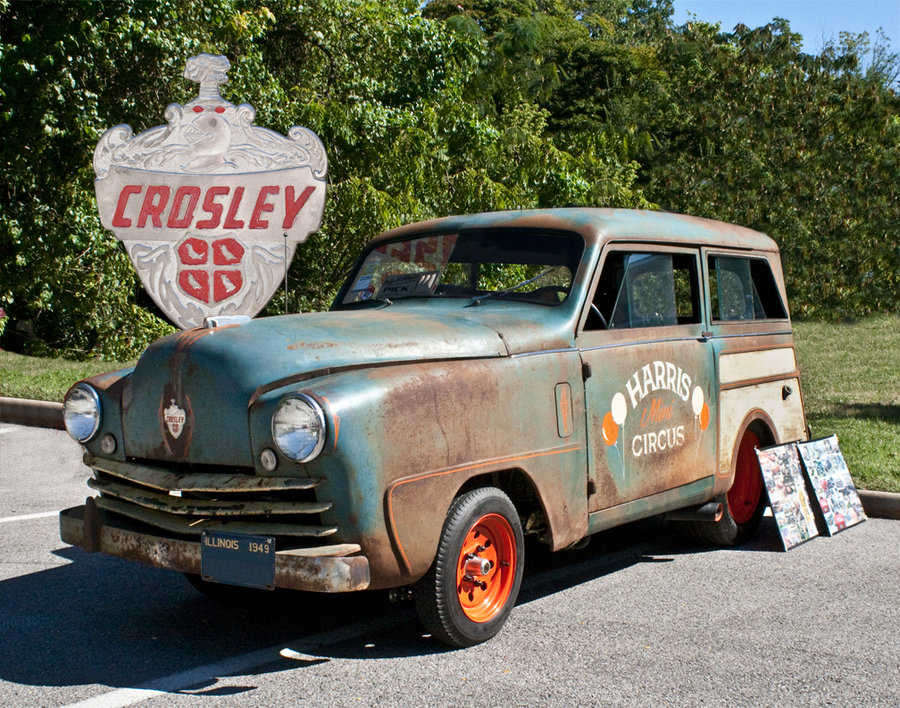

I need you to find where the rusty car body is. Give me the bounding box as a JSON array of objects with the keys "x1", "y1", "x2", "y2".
[{"x1": 60, "y1": 208, "x2": 809, "y2": 646}]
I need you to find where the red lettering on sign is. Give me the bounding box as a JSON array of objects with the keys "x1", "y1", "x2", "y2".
[
  {"x1": 137, "y1": 186, "x2": 170, "y2": 228},
  {"x1": 223, "y1": 186, "x2": 245, "y2": 229},
  {"x1": 387, "y1": 240, "x2": 411, "y2": 263},
  {"x1": 112, "y1": 185, "x2": 142, "y2": 227},
  {"x1": 415, "y1": 236, "x2": 437, "y2": 263},
  {"x1": 249, "y1": 186, "x2": 279, "y2": 229},
  {"x1": 167, "y1": 186, "x2": 201, "y2": 228},
  {"x1": 107, "y1": 183, "x2": 317, "y2": 232},
  {"x1": 282, "y1": 185, "x2": 315, "y2": 229},
  {"x1": 196, "y1": 186, "x2": 229, "y2": 229}
]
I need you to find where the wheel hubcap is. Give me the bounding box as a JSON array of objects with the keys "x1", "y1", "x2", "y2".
[{"x1": 456, "y1": 513, "x2": 516, "y2": 623}]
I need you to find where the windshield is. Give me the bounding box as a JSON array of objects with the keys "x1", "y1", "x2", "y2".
[{"x1": 338, "y1": 229, "x2": 583, "y2": 307}]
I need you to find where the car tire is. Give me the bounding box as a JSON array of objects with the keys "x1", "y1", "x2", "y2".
[
  {"x1": 414, "y1": 487, "x2": 524, "y2": 647},
  {"x1": 689, "y1": 429, "x2": 766, "y2": 546}
]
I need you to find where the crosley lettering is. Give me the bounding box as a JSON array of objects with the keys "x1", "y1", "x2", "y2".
[
  {"x1": 249, "y1": 186, "x2": 279, "y2": 229},
  {"x1": 112, "y1": 185, "x2": 142, "y2": 227},
  {"x1": 111, "y1": 183, "x2": 317, "y2": 232}
]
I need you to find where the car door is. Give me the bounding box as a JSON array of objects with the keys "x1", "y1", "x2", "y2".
[{"x1": 577, "y1": 245, "x2": 718, "y2": 513}]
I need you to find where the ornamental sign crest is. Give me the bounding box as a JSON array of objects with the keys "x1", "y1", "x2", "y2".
[
  {"x1": 164, "y1": 399, "x2": 186, "y2": 439},
  {"x1": 93, "y1": 54, "x2": 328, "y2": 329}
]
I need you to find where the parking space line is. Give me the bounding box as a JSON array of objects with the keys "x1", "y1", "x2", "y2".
[
  {"x1": 62, "y1": 611, "x2": 408, "y2": 708},
  {"x1": 0, "y1": 510, "x2": 60, "y2": 523}
]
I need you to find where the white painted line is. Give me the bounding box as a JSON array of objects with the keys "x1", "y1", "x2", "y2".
[
  {"x1": 0, "y1": 510, "x2": 59, "y2": 523},
  {"x1": 63, "y1": 610, "x2": 407, "y2": 708}
]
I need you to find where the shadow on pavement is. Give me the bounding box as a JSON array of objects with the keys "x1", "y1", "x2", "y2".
[{"x1": 0, "y1": 514, "x2": 784, "y2": 690}]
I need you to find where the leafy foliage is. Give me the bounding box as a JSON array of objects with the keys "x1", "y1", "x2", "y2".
[
  {"x1": 0, "y1": 0, "x2": 897, "y2": 359},
  {"x1": 643, "y1": 20, "x2": 900, "y2": 317}
]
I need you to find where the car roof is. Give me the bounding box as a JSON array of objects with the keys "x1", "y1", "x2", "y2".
[{"x1": 371, "y1": 208, "x2": 779, "y2": 253}]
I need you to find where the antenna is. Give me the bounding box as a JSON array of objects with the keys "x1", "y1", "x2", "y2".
[{"x1": 283, "y1": 233, "x2": 288, "y2": 315}]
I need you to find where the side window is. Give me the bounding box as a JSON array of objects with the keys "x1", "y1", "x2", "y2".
[
  {"x1": 709, "y1": 256, "x2": 786, "y2": 321},
  {"x1": 588, "y1": 251, "x2": 700, "y2": 330}
]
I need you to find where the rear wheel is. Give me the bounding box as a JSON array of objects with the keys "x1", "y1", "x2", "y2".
[
  {"x1": 689, "y1": 428, "x2": 767, "y2": 546},
  {"x1": 414, "y1": 487, "x2": 524, "y2": 647}
]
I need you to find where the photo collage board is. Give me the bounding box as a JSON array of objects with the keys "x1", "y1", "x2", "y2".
[{"x1": 755, "y1": 435, "x2": 866, "y2": 551}]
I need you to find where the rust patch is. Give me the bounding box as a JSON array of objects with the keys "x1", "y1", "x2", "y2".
[
  {"x1": 287, "y1": 341, "x2": 338, "y2": 351},
  {"x1": 385, "y1": 445, "x2": 582, "y2": 574}
]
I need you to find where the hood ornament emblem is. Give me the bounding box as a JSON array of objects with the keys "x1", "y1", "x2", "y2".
[
  {"x1": 164, "y1": 399, "x2": 187, "y2": 439},
  {"x1": 93, "y1": 53, "x2": 328, "y2": 329}
]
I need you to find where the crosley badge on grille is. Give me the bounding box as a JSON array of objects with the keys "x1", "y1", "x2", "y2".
[{"x1": 164, "y1": 399, "x2": 187, "y2": 439}]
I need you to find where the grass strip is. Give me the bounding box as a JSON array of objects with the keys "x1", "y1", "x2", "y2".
[{"x1": 0, "y1": 350, "x2": 136, "y2": 402}]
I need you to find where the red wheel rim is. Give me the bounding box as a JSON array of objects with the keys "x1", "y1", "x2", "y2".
[
  {"x1": 728, "y1": 430, "x2": 763, "y2": 525},
  {"x1": 455, "y1": 513, "x2": 517, "y2": 623}
]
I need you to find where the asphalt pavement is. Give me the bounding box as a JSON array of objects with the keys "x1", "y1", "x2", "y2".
[{"x1": 1, "y1": 422, "x2": 899, "y2": 707}]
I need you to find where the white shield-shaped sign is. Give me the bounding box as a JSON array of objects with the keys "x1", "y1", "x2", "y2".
[
  {"x1": 164, "y1": 399, "x2": 187, "y2": 439},
  {"x1": 93, "y1": 54, "x2": 328, "y2": 329}
]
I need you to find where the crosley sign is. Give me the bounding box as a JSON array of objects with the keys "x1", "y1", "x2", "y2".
[{"x1": 94, "y1": 54, "x2": 328, "y2": 328}]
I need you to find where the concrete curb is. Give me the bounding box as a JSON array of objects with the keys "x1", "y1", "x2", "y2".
[
  {"x1": 1, "y1": 396, "x2": 64, "y2": 430},
  {"x1": 857, "y1": 490, "x2": 900, "y2": 521},
  {"x1": 2, "y1": 396, "x2": 899, "y2": 519}
]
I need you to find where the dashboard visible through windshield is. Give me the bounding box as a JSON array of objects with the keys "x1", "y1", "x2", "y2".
[{"x1": 338, "y1": 229, "x2": 584, "y2": 307}]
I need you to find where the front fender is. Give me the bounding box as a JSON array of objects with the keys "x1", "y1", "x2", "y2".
[{"x1": 253, "y1": 353, "x2": 589, "y2": 590}]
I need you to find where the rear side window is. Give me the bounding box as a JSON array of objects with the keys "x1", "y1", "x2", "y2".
[
  {"x1": 709, "y1": 256, "x2": 786, "y2": 321},
  {"x1": 590, "y1": 251, "x2": 700, "y2": 330}
]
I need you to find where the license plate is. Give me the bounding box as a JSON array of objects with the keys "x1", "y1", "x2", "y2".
[{"x1": 200, "y1": 531, "x2": 276, "y2": 590}]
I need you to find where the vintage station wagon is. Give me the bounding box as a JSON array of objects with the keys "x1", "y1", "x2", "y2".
[{"x1": 60, "y1": 208, "x2": 809, "y2": 646}]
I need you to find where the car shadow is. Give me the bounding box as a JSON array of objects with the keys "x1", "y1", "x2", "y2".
[{"x1": 0, "y1": 514, "x2": 785, "y2": 691}]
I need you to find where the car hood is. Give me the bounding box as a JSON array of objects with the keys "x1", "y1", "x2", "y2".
[{"x1": 120, "y1": 308, "x2": 563, "y2": 465}]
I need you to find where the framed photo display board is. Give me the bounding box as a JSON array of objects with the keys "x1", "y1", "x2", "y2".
[
  {"x1": 797, "y1": 435, "x2": 866, "y2": 535},
  {"x1": 755, "y1": 443, "x2": 819, "y2": 550}
]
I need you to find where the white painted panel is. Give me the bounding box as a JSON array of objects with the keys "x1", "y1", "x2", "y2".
[
  {"x1": 716, "y1": 378, "x2": 807, "y2": 482},
  {"x1": 719, "y1": 348, "x2": 796, "y2": 385}
]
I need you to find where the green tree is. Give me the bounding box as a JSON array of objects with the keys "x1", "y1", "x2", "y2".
[
  {"x1": 644, "y1": 19, "x2": 900, "y2": 316},
  {"x1": 1, "y1": 0, "x2": 645, "y2": 358},
  {"x1": 2, "y1": 0, "x2": 896, "y2": 361}
]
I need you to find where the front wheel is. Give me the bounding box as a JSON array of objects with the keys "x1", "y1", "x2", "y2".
[{"x1": 414, "y1": 487, "x2": 524, "y2": 647}]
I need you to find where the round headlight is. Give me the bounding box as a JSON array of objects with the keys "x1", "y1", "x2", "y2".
[
  {"x1": 63, "y1": 383, "x2": 102, "y2": 442},
  {"x1": 272, "y1": 394, "x2": 326, "y2": 463}
]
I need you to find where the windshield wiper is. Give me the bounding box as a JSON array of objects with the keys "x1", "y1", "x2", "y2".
[
  {"x1": 468, "y1": 268, "x2": 553, "y2": 307},
  {"x1": 340, "y1": 297, "x2": 393, "y2": 309}
]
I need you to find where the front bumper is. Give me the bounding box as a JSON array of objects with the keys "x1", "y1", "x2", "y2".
[{"x1": 59, "y1": 499, "x2": 371, "y2": 593}]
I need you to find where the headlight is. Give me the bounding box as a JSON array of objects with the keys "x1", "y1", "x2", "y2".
[
  {"x1": 272, "y1": 394, "x2": 326, "y2": 463},
  {"x1": 63, "y1": 383, "x2": 102, "y2": 442}
]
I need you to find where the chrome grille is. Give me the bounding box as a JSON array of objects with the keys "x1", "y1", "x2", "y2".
[{"x1": 84, "y1": 453, "x2": 337, "y2": 541}]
